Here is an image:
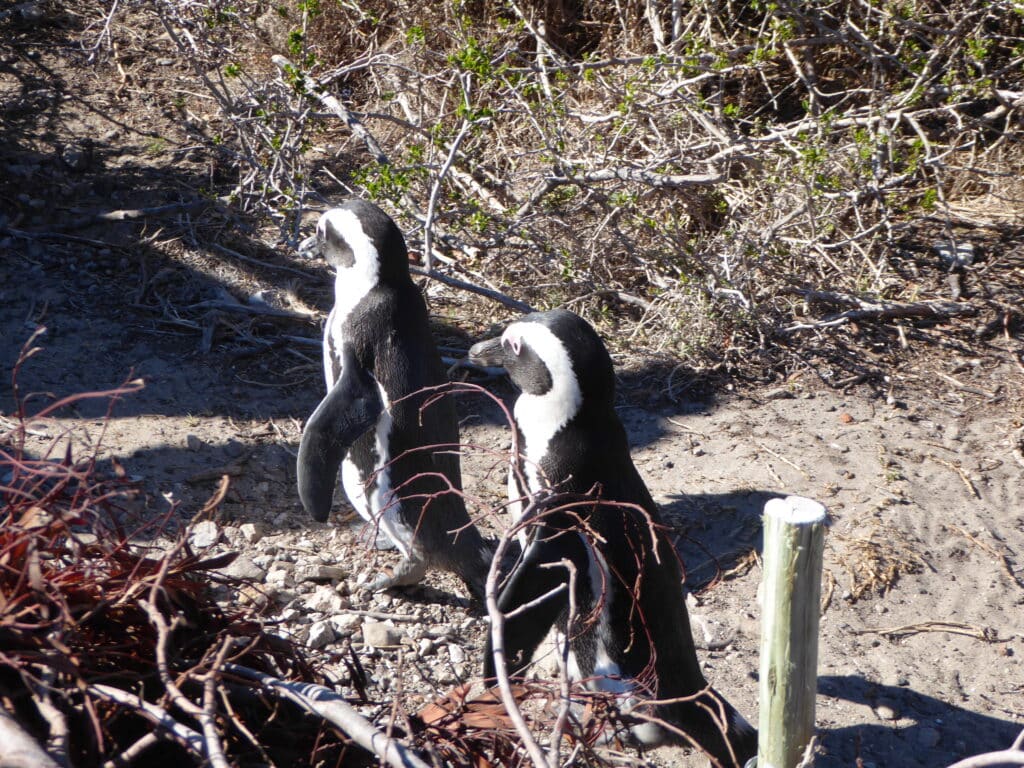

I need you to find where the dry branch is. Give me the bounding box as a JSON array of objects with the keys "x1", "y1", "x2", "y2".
[
  {"x1": 785, "y1": 290, "x2": 977, "y2": 332},
  {"x1": 223, "y1": 664, "x2": 431, "y2": 768}
]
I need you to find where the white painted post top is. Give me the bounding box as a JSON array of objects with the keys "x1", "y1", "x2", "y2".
[{"x1": 764, "y1": 496, "x2": 827, "y2": 525}]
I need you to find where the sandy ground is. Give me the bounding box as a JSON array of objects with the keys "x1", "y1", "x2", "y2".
[
  {"x1": 2, "y1": 9, "x2": 1023, "y2": 764},
  {"x1": 2, "y1": 253, "x2": 1022, "y2": 766}
]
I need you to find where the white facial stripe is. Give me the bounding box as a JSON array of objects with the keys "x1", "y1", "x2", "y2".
[
  {"x1": 319, "y1": 208, "x2": 381, "y2": 328},
  {"x1": 501, "y1": 326, "x2": 522, "y2": 355},
  {"x1": 508, "y1": 321, "x2": 583, "y2": 490}
]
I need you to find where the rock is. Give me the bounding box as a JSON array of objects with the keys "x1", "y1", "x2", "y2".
[
  {"x1": 188, "y1": 520, "x2": 220, "y2": 549},
  {"x1": 448, "y1": 644, "x2": 466, "y2": 664},
  {"x1": 304, "y1": 585, "x2": 343, "y2": 613},
  {"x1": 219, "y1": 554, "x2": 266, "y2": 581},
  {"x1": 363, "y1": 621, "x2": 401, "y2": 648},
  {"x1": 239, "y1": 522, "x2": 263, "y2": 544},
  {"x1": 329, "y1": 613, "x2": 362, "y2": 636},
  {"x1": 418, "y1": 638, "x2": 436, "y2": 657},
  {"x1": 185, "y1": 434, "x2": 204, "y2": 451},
  {"x1": 295, "y1": 564, "x2": 349, "y2": 583},
  {"x1": 307, "y1": 620, "x2": 336, "y2": 649},
  {"x1": 266, "y1": 568, "x2": 293, "y2": 589},
  {"x1": 61, "y1": 144, "x2": 90, "y2": 172},
  {"x1": 874, "y1": 701, "x2": 899, "y2": 720},
  {"x1": 224, "y1": 439, "x2": 246, "y2": 458}
]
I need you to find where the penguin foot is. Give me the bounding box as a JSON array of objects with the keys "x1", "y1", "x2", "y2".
[{"x1": 362, "y1": 555, "x2": 428, "y2": 592}]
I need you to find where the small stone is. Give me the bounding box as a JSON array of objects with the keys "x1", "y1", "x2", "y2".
[
  {"x1": 239, "y1": 522, "x2": 263, "y2": 544},
  {"x1": 186, "y1": 434, "x2": 204, "y2": 451},
  {"x1": 874, "y1": 701, "x2": 899, "y2": 720},
  {"x1": 265, "y1": 568, "x2": 293, "y2": 589},
  {"x1": 418, "y1": 638, "x2": 436, "y2": 657},
  {"x1": 224, "y1": 439, "x2": 246, "y2": 458},
  {"x1": 830, "y1": 442, "x2": 849, "y2": 453},
  {"x1": 307, "y1": 620, "x2": 336, "y2": 649},
  {"x1": 329, "y1": 613, "x2": 362, "y2": 635},
  {"x1": 219, "y1": 554, "x2": 266, "y2": 581},
  {"x1": 363, "y1": 621, "x2": 401, "y2": 648},
  {"x1": 296, "y1": 564, "x2": 349, "y2": 583},
  {"x1": 304, "y1": 585, "x2": 343, "y2": 613},
  {"x1": 448, "y1": 644, "x2": 466, "y2": 664},
  {"x1": 61, "y1": 145, "x2": 90, "y2": 172},
  {"x1": 692, "y1": 447, "x2": 705, "y2": 457},
  {"x1": 188, "y1": 520, "x2": 219, "y2": 548}
]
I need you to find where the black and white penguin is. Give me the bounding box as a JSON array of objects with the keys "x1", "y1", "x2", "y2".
[
  {"x1": 468, "y1": 309, "x2": 756, "y2": 767},
  {"x1": 296, "y1": 199, "x2": 491, "y2": 597}
]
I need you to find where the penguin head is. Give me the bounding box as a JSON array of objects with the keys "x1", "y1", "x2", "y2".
[
  {"x1": 299, "y1": 199, "x2": 410, "y2": 282},
  {"x1": 469, "y1": 309, "x2": 615, "y2": 407}
]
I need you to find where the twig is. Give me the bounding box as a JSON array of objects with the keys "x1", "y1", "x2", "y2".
[
  {"x1": 409, "y1": 266, "x2": 535, "y2": 314},
  {"x1": 223, "y1": 663, "x2": 432, "y2": 768},
  {"x1": 271, "y1": 55, "x2": 387, "y2": 165},
  {"x1": 927, "y1": 454, "x2": 981, "y2": 499},
  {"x1": 485, "y1": 505, "x2": 555, "y2": 768},
  {"x1": 89, "y1": 685, "x2": 204, "y2": 755},
  {"x1": 946, "y1": 524, "x2": 1024, "y2": 590},
  {"x1": 851, "y1": 621, "x2": 1006, "y2": 642},
  {"x1": 784, "y1": 290, "x2": 977, "y2": 332}
]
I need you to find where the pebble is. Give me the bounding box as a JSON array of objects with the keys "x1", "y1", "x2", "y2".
[
  {"x1": 295, "y1": 564, "x2": 349, "y2": 583},
  {"x1": 363, "y1": 621, "x2": 401, "y2": 648},
  {"x1": 188, "y1": 520, "x2": 219, "y2": 548},
  {"x1": 874, "y1": 701, "x2": 899, "y2": 720},
  {"x1": 219, "y1": 554, "x2": 266, "y2": 581},
  {"x1": 303, "y1": 585, "x2": 343, "y2": 613},
  {"x1": 239, "y1": 522, "x2": 263, "y2": 544},
  {"x1": 307, "y1": 620, "x2": 336, "y2": 649},
  {"x1": 418, "y1": 638, "x2": 436, "y2": 657},
  {"x1": 448, "y1": 644, "x2": 466, "y2": 664},
  {"x1": 330, "y1": 613, "x2": 362, "y2": 635},
  {"x1": 61, "y1": 145, "x2": 90, "y2": 172},
  {"x1": 185, "y1": 434, "x2": 204, "y2": 451}
]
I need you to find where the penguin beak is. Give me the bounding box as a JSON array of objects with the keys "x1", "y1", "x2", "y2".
[
  {"x1": 297, "y1": 233, "x2": 320, "y2": 258},
  {"x1": 467, "y1": 336, "x2": 506, "y2": 368}
]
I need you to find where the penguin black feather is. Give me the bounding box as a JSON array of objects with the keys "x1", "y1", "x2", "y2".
[
  {"x1": 297, "y1": 199, "x2": 491, "y2": 597},
  {"x1": 469, "y1": 309, "x2": 757, "y2": 767}
]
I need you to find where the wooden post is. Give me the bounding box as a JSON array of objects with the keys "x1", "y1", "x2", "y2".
[{"x1": 758, "y1": 496, "x2": 827, "y2": 768}]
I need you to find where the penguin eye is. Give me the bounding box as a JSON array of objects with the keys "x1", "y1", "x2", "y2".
[{"x1": 504, "y1": 336, "x2": 522, "y2": 355}]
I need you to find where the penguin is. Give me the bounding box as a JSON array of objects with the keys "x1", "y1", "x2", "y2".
[
  {"x1": 467, "y1": 309, "x2": 757, "y2": 767},
  {"x1": 296, "y1": 199, "x2": 491, "y2": 597}
]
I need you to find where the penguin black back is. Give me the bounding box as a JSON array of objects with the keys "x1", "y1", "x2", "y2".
[
  {"x1": 297, "y1": 200, "x2": 491, "y2": 596},
  {"x1": 469, "y1": 309, "x2": 757, "y2": 766}
]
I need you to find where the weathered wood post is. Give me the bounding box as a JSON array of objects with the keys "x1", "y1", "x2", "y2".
[{"x1": 757, "y1": 495, "x2": 827, "y2": 768}]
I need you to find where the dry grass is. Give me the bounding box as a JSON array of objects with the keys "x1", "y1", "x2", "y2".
[{"x1": 831, "y1": 520, "x2": 930, "y2": 602}]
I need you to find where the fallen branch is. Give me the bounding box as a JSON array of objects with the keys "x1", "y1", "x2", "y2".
[
  {"x1": 851, "y1": 620, "x2": 1006, "y2": 642},
  {"x1": 410, "y1": 266, "x2": 535, "y2": 314},
  {"x1": 784, "y1": 289, "x2": 976, "y2": 332},
  {"x1": 223, "y1": 663, "x2": 432, "y2": 768},
  {"x1": 89, "y1": 685, "x2": 205, "y2": 756}
]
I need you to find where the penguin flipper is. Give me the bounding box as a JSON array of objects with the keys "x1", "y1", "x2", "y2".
[
  {"x1": 297, "y1": 345, "x2": 383, "y2": 522},
  {"x1": 483, "y1": 522, "x2": 588, "y2": 681}
]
